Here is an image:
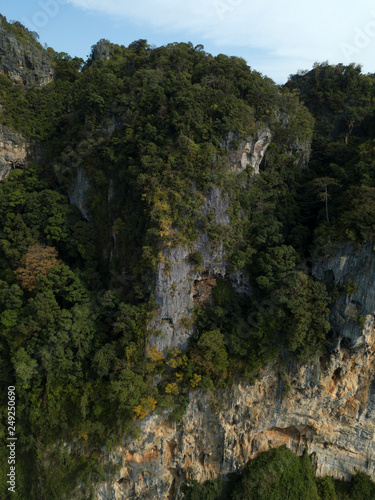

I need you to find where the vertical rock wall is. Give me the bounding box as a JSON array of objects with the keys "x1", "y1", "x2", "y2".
[
  {"x1": 0, "y1": 124, "x2": 28, "y2": 180},
  {"x1": 0, "y1": 17, "x2": 54, "y2": 86},
  {"x1": 95, "y1": 242, "x2": 375, "y2": 499},
  {"x1": 149, "y1": 127, "x2": 271, "y2": 352}
]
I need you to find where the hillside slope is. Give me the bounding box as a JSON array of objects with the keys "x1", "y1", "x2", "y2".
[{"x1": 1, "y1": 15, "x2": 375, "y2": 500}]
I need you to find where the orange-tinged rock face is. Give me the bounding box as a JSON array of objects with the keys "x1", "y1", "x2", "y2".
[
  {"x1": 192, "y1": 276, "x2": 217, "y2": 306},
  {"x1": 0, "y1": 125, "x2": 29, "y2": 181},
  {"x1": 96, "y1": 236, "x2": 375, "y2": 499},
  {"x1": 95, "y1": 318, "x2": 375, "y2": 499}
]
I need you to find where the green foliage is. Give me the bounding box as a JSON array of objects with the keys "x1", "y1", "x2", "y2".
[
  {"x1": 357, "y1": 316, "x2": 367, "y2": 328},
  {"x1": 181, "y1": 447, "x2": 375, "y2": 500},
  {"x1": 189, "y1": 251, "x2": 204, "y2": 265},
  {"x1": 182, "y1": 478, "x2": 225, "y2": 499},
  {"x1": 1, "y1": 24, "x2": 374, "y2": 497},
  {"x1": 189, "y1": 329, "x2": 229, "y2": 382},
  {"x1": 286, "y1": 62, "x2": 375, "y2": 249},
  {"x1": 0, "y1": 15, "x2": 43, "y2": 49},
  {"x1": 341, "y1": 278, "x2": 359, "y2": 297},
  {"x1": 0, "y1": 166, "x2": 154, "y2": 497},
  {"x1": 348, "y1": 471, "x2": 375, "y2": 500},
  {"x1": 317, "y1": 476, "x2": 337, "y2": 499},
  {"x1": 232, "y1": 447, "x2": 319, "y2": 500}
]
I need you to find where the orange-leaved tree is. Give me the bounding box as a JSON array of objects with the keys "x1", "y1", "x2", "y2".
[{"x1": 15, "y1": 244, "x2": 62, "y2": 292}]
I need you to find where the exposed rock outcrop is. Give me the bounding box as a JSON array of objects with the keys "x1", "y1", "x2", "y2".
[
  {"x1": 313, "y1": 242, "x2": 375, "y2": 346},
  {"x1": 221, "y1": 126, "x2": 272, "y2": 175},
  {"x1": 0, "y1": 16, "x2": 54, "y2": 86},
  {"x1": 96, "y1": 242, "x2": 375, "y2": 499},
  {"x1": 150, "y1": 129, "x2": 270, "y2": 352},
  {"x1": 284, "y1": 135, "x2": 311, "y2": 168},
  {"x1": 68, "y1": 166, "x2": 91, "y2": 221},
  {"x1": 151, "y1": 187, "x2": 239, "y2": 352},
  {"x1": 89, "y1": 39, "x2": 114, "y2": 64},
  {"x1": 0, "y1": 124, "x2": 29, "y2": 180},
  {"x1": 96, "y1": 326, "x2": 375, "y2": 499},
  {"x1": 151, "y1": 183, "x2": 252, "y2": 352}
]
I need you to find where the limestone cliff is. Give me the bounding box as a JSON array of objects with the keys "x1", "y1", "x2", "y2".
[
  {"x1": 68, "y1": 165, "x2": 91, "y2": 221},
  {"x1": 221, "y1": 127, "x2": 271, "y2": 175},
  {"x1": 0, "y1": 18, "x2": 53, "y2": 180},
  {"x1": 0, "y1": 124, "x2": 29, "y2": 180},
  {"x1": 150, "y1": 186, "x2": 252, "y2": 351},
  {"x1": 150, "y1": 128, "x2": 267, "y2": 353},
  {"x1": 313, "y1": 242, "x2": 375, "y2": 346},
  {"x1": 95, "y1": 242, "x2": 375, "y2": 499},
  {"x1": 0, "y1": 16, "x2": 53, "y2": 86}
]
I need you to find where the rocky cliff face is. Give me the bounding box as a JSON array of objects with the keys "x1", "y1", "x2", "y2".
[
  {"x1": 150, "y1": 128, "x2": 268, "y2": 353},
  {"x1": 0, "y1": 17, "x2": 53, "y2": 86},
  {"x1": 0, "y1": 124, "x2": 29, "y2": 180},
  {"x1": 221, "y1": 127, "x2": 272, "y2": 175},
  {"x1": 151, "y1": 186, "x2": 252, "y2": 352},
  {"x1": 89, "y1": 39, "x2": 115, "y2": 64},
  {"x1": 0, "y1": 18, "x2": 53, "y2": 181},
  {"x1": 68, "y1": 165, "x2": 91, "y2": 220},
  {"x1": 313, "y1": 243, "x2": 375, "y2": 346},
  {"x1": 95, "y1": 242, "x2": 375, "y2": 499}
]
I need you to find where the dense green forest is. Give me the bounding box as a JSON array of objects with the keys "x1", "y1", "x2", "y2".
[{"x1": 1, "y1": 14, "x2": 375, "y2": 499}]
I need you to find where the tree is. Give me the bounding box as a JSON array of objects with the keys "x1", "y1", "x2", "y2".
[
  {"x1": 190, "y1": 329, "x2": 229, "y2": 380},
  {"x1": 311, "y1": 177, "x2": 341, "y2": 223},
  {"x1": 233, "y1": 446, "x2": 320, "y2": 500},
  {"x1": 15, "y1": 245, "x2": 62, "y2": 292}
]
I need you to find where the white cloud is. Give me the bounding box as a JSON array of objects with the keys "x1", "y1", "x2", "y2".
[{"x1": 66, "y1": 0, "x2": 375, "y2": 81}]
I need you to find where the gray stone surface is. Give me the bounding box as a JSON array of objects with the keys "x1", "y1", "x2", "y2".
[
  {"x1": 149, "y1": 130, "x2": 274, "y2": 352},
  {"x1": 313, "y1": 242, "x2": 375, "y2": 346},
  {"x1": 89, "y1": 39, "x2": 114, "y2": 64},
  {"x1": 150, "y1": 185, "x2": 252, "y2": 352},
  {"x1": 68, "y1": 166, "x2": 91, "y2": 220},
  {"x1": 221, "y1": 127, "x2": 272, "y2": 175},
  {"x1": 0, "y1": 17, "x2": 54, "y2": 86}
]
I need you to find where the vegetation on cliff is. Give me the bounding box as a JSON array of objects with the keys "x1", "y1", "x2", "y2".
[
  {"x1": 182, "y1": 446, "x2": 375, "y2": 500},
  {"x1": 286, "y1": 62, "x2": 375, "y2": 249},
  {"x1": 0, "y1": 15, "x2": 375, "y2": 499}
]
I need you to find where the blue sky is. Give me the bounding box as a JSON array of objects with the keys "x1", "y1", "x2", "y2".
[{"x1": 2, "y1": 0, "x2": 375, "y2": 83}]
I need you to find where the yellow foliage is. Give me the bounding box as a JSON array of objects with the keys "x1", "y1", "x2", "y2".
[
  {"x1": 78, "y1": 431, "x2": 89, "y2": 441},
  {"x1": 157, "y1": 252, "x2": 169, "y2": 264},
  {"x1": 147, "y1": 345, "x2": 165, "y2": 363},
  {"x1": 151, "y1": 187, "x2": 171, "y2": 214},
  {"x1": 166, "y1": 347, "x2": 183, "y2": 369},
  {"x1": 132, "y1": 396, "x2": 157, "y2": 420},
  {"x1": 167, "y1": 347, "x2": 181, "y2": 358},
  {"x1": 168, "y1": 358, "x2": 178, "y2": 369},
  {"x1": 167, "y1": 354, "x2": 188, "y2": 369},
  {"x1": 155, "y1": 200, "x2": 170, "y2": 212},
  {"x1": 159, "y1": 217, "x2": 174, "y2": 240},
  {"x1": 125, "y1": 345, "x2": 137, "y2": 363},
  {"x1": 165, "y1": 383, "x2": 179, "y2": 395},
  {"x1": 190, "y1": 373, "x2": 202, "y2": 388}
]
